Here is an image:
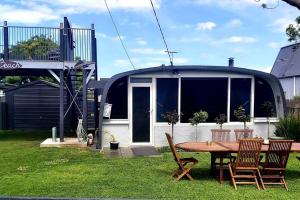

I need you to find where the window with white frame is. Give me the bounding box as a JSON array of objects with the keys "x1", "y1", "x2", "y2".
[
  {"x1": 230, "y1": 78, "x2": 251, "y2": 121},
  {"x1": 180, "y1": 78, "x2": 228, "y2": 123},
  {"x1": 156, "y1": 78, "x2": 178, "y2": 122}
]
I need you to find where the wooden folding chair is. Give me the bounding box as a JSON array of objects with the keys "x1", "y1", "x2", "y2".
[
  {"x1": 210, "y1": 129, "x2": 234, "y2": 177},
  {"x1": 233, "y1": 129, "x2": 263, "y2": 162},
  {"x1": 234, "y1": 129, "x2": 253, "y2": 141},
  {"x1": 228, "y1": 139, "x2": 263, "y2": 190},
  {"x1": 165, "y1": 133, "x2": 198, "y2": 181},
  {"x1": 260, "y1": 140, "x2": 293, "y2": 190}
]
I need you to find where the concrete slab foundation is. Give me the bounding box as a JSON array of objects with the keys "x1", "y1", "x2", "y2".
[{"x1": 40, "y1": 138, "x2": 87, "y2": 148}]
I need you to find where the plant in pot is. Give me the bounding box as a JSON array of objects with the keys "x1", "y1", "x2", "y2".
[
  {"x1": 104, "y1": 129, "x2": 119, "y2": 150},
  {"x1": 261, "y1": 101, "x2": 275, "y2": 139},
  {"x1": 189, "y1": 110, "x2": 208, "y2": 141},
  {"x1": 161, "y1": 110, "x2": 182, "y2": 140},
  {"x1": 215, "y1": 113, "x2": 227, "y2": 129},
  {"x1": 234, "y1": 105, "x2": 250, "y2": 129}
]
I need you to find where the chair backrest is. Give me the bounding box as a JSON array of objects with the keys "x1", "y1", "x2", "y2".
[
  {"x1": 165, "y1": 133, "x2": 181, "y2": 163},
  {"x1": 234, "y1": 129, "x2": 253, "y2": 142},
  {"x1": 236, "y1": 139, "x2": 263, "y2": 168},
  {"x1": 211, "y1": 129, "x2": 231, "y2": 142},
  {"x1": 264, "y1": 140, "x2": 293, "y2": 169}
]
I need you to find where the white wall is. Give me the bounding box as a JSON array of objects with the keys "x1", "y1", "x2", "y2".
[
  {"x1": 103, "y1": 122, "x2": 276, "y2": 147},
  {"x1": 280, "y1": 77, "x2": 294, "y2": 99}
]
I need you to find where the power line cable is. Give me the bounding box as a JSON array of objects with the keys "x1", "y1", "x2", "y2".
[
  {"x1": 149, "y1": 0, "x2": 173, "y2": 66},
  {"x1": 104, "y1": 0, "x2": 136, "y2": 70}
]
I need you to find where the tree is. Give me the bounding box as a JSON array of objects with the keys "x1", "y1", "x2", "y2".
[
  {"x1": 234, "y1": 105, "x2": 251, "y2": 129},
  {"x1": 189, "y1": 110, "x2": 208, "y2": 141},
  {"x1": 161, "y1": 110, "x2": 182, "y2": 139},
  {"x1": 2, "y1": 35, "x2": 58, "y2": 85},
  {"x1": 215, "y1": 114, "x2": 227, "y2": 129},
  {"x1": 286, "y1": 16, "x2": 300, "y2": 42},
  {"x1": 10, "y1": 35, "x2": 58, "y2": 60},
  {"x1": 256, "y1": 0, "x2": 300, "y2": 10}
]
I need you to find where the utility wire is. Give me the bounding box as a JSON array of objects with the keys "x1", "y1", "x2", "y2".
[
  {"x1": 104, "y1": 0, "x2": 136, "y2": 70},
  {"x1": 149, "y1": 0, "x2": 173, "y2": 66}
]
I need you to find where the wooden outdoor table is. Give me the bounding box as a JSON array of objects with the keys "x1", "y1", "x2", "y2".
[{"x1": 175, "y1": 142, "x2": 300, "y2": 183}]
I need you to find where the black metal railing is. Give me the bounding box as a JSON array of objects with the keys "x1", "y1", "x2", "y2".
[{"x1": 0, "y1": 22, "x2": 94, "y2": 62}]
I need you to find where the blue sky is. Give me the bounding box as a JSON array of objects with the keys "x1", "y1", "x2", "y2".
[{"x1": 0, "y1": 0, "x2": 299, "y2": 77}]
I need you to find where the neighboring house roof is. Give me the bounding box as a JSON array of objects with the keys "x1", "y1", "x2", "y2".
[{"x1": 271, "y1": 42, "x2": 300, "y2": 78}]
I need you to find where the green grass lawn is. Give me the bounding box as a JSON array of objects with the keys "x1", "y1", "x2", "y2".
[{"x1": 1, "y1": 130, "x2": 300, "y2": 200}]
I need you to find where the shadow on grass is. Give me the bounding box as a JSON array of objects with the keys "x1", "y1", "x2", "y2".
[
  {"x1": 157, "y1": 165, "x2": 222, "y2": 182},
  {"x1": 0, "y1": 130, "x2": 50, "y2": 141}
]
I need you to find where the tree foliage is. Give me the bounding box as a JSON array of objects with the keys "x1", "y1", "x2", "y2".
[
  {"x1": 10, "y1": 35, "x2": 58, "y2": 60},
  {"x1": 161, "y1": 110, "x2": 182, "y2": 139},
  {"x1": 234, "y1": 105, "x2": 250, "y2": 129},
  {"x1": 286, "y1": 16, "x2": 300, "y2": 42},
  {"x1": 1, "y1": 35, "x2": 58, "y2": 85},
  {"x1": 215, "y1": 114, "x2": 227, "y2": 129}
]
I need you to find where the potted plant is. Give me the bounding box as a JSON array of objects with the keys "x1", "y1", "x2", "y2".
[
  {"x1": 234, "y1": 105, "x2": 250, "y2": 129},
  {"x1": 161, "y1": 110, "x2": 182, "y2": 140},
  {"x1": 104, "y1": 129, "x2": 119, "y2": 150},
  {"x1": 215, "y1": 113, "x2": 227, "y2": 129},
  {"x1": 261, "y1": 101, "x2": 275, "y2": 139},
  {"x1": 109, "y1": 133, "x2": 119, "y2": 150},
  {"x1": 189, "y1": 110, "x2": 208, "y2": 141}
]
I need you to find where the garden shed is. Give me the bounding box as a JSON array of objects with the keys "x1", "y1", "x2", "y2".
[
  {"x1": 97, "y1": 65, "x2": 285, "y2": 148},
  {"x1": 4, "y1": 80, "x2": 69, "y2": 130},
  {"x1": 3, "y1": 80, "x2": 96, "y2": 130}
]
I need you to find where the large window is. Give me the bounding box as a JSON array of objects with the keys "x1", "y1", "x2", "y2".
[
  {"x1": 230, "y1": 78, "x2": 251, "y2": 121},
  {"x1": 181, "y1": 78, "x2": 228, "y2": 123},
  {"x1": 254, "y1": 78, "x2": 276, "y2": 117},
  {"x1": 106, "y1": 77, "x2": 128, "y2": 119},
  {"x1": 156, "y1": 78, "x2": 178, "y2": 122}
]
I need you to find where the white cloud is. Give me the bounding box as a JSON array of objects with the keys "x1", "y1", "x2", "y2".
[
  {"x1": 111, "y1": 35, "x2": 126, "y2": 41},
  {"x1": 270, "y1": 17, "x2": 295, "y2": 32},
  {"x1": 114, "y1": 56, "x2": 188, "y2": 68},
  {"x1": 0, "y1": 0, "x2": 161, "y2": 24},
  {"x1": 256, "y1": 66, "x2": 272, "y2": 73},
  {"x1": 0, "y1": 4, "x2": 59, "y2": 24},
  {"x1": 222, "y1": 36, "x2": 257, "y2": 44},
  {"x1": 196, "y1": 21, "x2": 216, "y2": 31},
  {"x1": 130, "y1": 48, "x2": 166, "y2": 55},
  {"x1": 185, "y1": 0, "x2": 272, "y2": 9},
  {"x1": 268, "y1": 42, "x2": 282, "y2": 49},
  {"x1": 45, "y1": 0, "x2": 161, "y2": 14},
  {"x1": 136, "y1": 38, "x2": 147, "y2": 46},
  {"x1": 225, "y1": 19, "x2": 243, "y2": 28},
  {"x1": 96, "y1": 32, "x2": 107, "y2": 38}
]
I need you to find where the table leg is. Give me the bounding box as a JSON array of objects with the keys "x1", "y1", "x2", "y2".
[
  {"x1": 219, "y1": 156, "x2": 224, "y2": 184},
  {"x1": 210, "y1": 153, "x2": 215, "y2": 175}
]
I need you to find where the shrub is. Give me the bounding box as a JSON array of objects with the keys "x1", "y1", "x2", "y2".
[{"x1": 274, "y1": 115, "x2": 300, "y2": 141}]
